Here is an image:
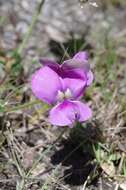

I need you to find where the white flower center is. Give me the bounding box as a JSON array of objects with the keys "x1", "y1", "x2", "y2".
[
  {"x1": 57, "y1": 90, "x2": 65, "y2": 101},
  {"x1": 57, "y1": 88, "x2": 72, "y2": 101},
  {"x1": 64, "y1": 88, "x2": 72, "y2": 99}
]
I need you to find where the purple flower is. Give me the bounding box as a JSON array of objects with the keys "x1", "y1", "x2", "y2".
[{"x1": 31, "y1": 51, "x2": 93, "y2": 126}]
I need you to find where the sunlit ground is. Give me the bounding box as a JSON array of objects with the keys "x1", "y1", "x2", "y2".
[{"x1": 0, "y1": 0, "x2": 126, "y2": 189}]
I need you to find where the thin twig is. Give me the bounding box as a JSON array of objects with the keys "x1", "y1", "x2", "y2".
[
  {"x1": 118, "y1": 153, "x2": 125, "y2": 174},
  {"x1": 4, "y1": 100, "x2": 45, "y2": 113},
  {"x1": 17, "y1": 0, "x2": 45, "y2": 55}
]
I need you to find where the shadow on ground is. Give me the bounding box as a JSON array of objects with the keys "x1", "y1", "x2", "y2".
[
  {"x1": 49, "y1": 36, "x2": 93, "y2": 63},
  {"x1": 51, "y1": 123, "x2": 103, "y2": 186}
]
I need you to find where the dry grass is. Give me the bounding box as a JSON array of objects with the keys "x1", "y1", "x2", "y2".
[{"x1": 0, "y1": 0, "x2": 126, "y2": 190}]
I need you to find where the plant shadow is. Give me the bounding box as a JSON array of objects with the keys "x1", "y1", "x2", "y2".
[
  {"x1": 49, "y1": 35, "x2": 93, "y2": 63},
  {"x1": 51, "y1": 122, "x2": 103, "y2": 186}
]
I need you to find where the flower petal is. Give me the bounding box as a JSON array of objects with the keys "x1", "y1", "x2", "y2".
[
  {"x1": 62, "y1": 78, "x2": 86, "y2": 99},
  {"x1": 39, "y1": 58, "x2": 60, "y2": 73},
  {"x1": 61, "y1": 60, "x2": 89, "y2": 79},
  {"x1": 61, "y1": 51, "x2": 90, "y2": 80},
  {"x1": 49, "y1": 100, "x2": 92, "y2": 126},
  {"x1": 31, "y1": 66, "x2": 61, "y2": 104},
  {"x1": 87, "y1": 70, "x2": 94, "y2": 86},
  {"x1": 73, "y1": 51, "x2": 88, "y2": 61},
  {"x1": 49, "y1": 100, "x2": 76, "y2": 126},
  {"x1": 73, "y1": 101, "x2": 92, "y2": 122}
]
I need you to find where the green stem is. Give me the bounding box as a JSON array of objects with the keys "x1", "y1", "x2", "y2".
[
  {"x1": 17, "y1": 0, "x2": 45, "y2": 55},
  {"x1": 26, "y1": 128, "x2": 67, "y2": 178},
  {"x1": 4, "y1": 100, "x2": 47, "y2": 113}
]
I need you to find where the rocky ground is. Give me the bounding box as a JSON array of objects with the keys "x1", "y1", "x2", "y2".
[{"x1": 0, "y1": 0, "x2": 126, "y2": 189}]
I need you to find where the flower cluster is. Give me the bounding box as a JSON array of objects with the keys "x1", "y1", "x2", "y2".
[{"x1": 31, "y1": 51, "x2": 93, "y2": 127}]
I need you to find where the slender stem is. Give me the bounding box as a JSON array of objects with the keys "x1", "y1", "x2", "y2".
[
  {"x1": 4, "y1": 100, "x2": 47, "y2": 113},
  {"x1": 26, "y1": 128, "x2": 67, "y2": 178},
  {"x1": 17, "y1": 0, "x2": 45, "y2": 55}
]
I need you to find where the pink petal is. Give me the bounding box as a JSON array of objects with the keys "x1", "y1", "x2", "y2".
[
  {"x1": 61, "y1": 51, "x2": 90, "y2": 81},
  {"x1": 73, "y1": 51, "x2": 88, "y2": 61},
  {"x1": 49, "y1": 100, "x2": 92, "y2": 126},
  {"x1": 61, "y1": 59, "x2": 89, "y2": 79},
  {"x1": 49, "y1": 101, "x2": 77, "y2": 126},
  {"x1": 62, "y1": 78, "x2": 86, "y2": 99},
  {"x1": 73, "y1": 101, "x2": 92, "y2": 122},
  {"x1": 87, "y1": 70, "x2": 94, "y2": 86},
  {"x1": 39, "y1": 58, "x2": 60, "y2": 73},
  {"x1": 31, "y1": 66, "x2": 61, "y2": 104}
]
